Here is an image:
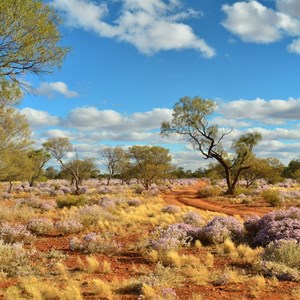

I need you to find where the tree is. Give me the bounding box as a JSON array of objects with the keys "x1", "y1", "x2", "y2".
[
  {"x1": 43, "y1": 137, "x2": 99, "y2": 193},
  {"x1": 128, "y1": 145, "x2": 174, "y2": 190},
  {"x1": 161, "y1": 96, "x2": 262, "y2": 195},
  {"x1": 0, "y1": 149, "x2": 32, "y2": 192},
  {"x1": 44, "y1": 166, "x2": 59, "y2": 180},
  {"x1": 27, "y1": 148, "x2": 51, "y2": 186},
  {"x1": 283, "y1": 158, "x2": 300, "y2": 180},
  {"x1": 99, "y1": 146, "x2": 128, "y2": 186},
  {"x1": 0, "y1": 0, "x2": 69, "y2": 84},
  {"x1": 59, "y1": 158, "x2": 98, "y2": 186}
]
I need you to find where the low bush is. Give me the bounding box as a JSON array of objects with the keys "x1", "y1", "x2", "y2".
[
  {"x1": 148, "y1": 223, "x2": 198, "y2": 252},
  {"x1": 244, "y1": 207, "x2": 300, "y2": 246},
  {"x1": 261, "y1": 189, "x2": 283, "y2": 207},
  {"x1": 197, "y1": 186, "x2": 222, "y2": 198},
  {"x1": 56, "y1": 195, "x2": 88, "y2": 208},
  {"x1": 0, "y1": 223, "x2": 34, "y2": 244},
  {"x1": 183, "y1": 211, "x2": 203, "y2": 226},
  {"x1": 0, "y1": 240, "x2": 32, "y2": 277},
  {"x1": 263, "y1": 239, "x2": 300, "y2": 269},
  {"x1": 161, "y1": 205, "x2": 180, "y2": 214},
  {"x1": 70, "y1": 233, "x2": 121, "y2": 254},
  {"x1": 55, "y1": 219, "x2": 84, "y2": 234},
  {"x1": 197, "y1": 216, "x2": 243, "y2": 244},
  {"x1": 27, "y1": 218, "x2": 54, "y2": 235}
]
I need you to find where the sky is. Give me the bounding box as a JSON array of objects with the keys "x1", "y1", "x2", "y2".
[{"x1": 20, "y1": 0, "x2": 300, "y2": 171}]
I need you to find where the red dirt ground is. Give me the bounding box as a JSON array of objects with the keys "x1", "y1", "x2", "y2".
[{"x1": 1, "y1": 181, "x2": 300, "y2": 300}]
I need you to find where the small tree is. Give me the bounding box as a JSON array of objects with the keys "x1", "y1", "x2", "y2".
[
  {"x1": 59, "y1": 158, "x2": 98, "y2": 186},
  {"x1": 161, "y1": 96, "x2": 262, "y2": 195},
  {"x1": 128, "y1": 145, "x2": 174, "y2": 190},
  {"x1": 99, "y1": 146, "x2": 128, "y2": 186},
  {"x1": 27, "y1": 148, "x2": 51, "y2": 186},
  {"x1": 0, "y1": 150, "x2": 31, "y2": 192}
]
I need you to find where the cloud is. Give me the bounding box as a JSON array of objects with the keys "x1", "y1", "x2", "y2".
[
  {"x1": 222, "y1": 0, "x2": 300, "y2": 53},
  {"x1": 220, "y1": 98, "x2": 300, "y2": 124},
  {"x1": 67, "y1": 107, "x2": 123, "y2": 129},
  {"x1": 21, "y1": 108, "x2": 63, "y2": 128},
  {"x1": 37, "y1": 82, "x2": 79, "y2": 98},
  {"x1": 52, "y1": 0, "x2": 215, "y2": 57}
]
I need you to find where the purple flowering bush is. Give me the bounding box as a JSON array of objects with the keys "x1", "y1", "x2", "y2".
[
  {"x1": 183, "y1": 211, "x2": 203, "y2": 226},
  {"x1": 17, "y1": 197, "x2": 56, "y2": 211},
  {"x1": 55, "y1": 219, "x2": 84, "y2": 234},
  {"x1": 0, "y1": 223, "x2": 35, "y2": 244},
  {"x1": 70, "y1": 232, "x2": 122, "y2": 254},
  {"x1": 148, "y1": 223, "x2": 198, "y2": 251},
  {"x1": 197, "y1": 216, "x2": 243, "y2": 244},
  {"x1": 244, "y1": 207, "x2": 300, "y2": 246}
]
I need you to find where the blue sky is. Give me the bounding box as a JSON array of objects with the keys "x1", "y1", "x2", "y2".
[{"x1": 20, "y1": 0, "x2": 300, "y2": 170}]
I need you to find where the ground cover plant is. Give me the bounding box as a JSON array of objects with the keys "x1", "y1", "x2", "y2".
[{"x1": 0, "y1": 178, "x2": 300, "y2": 299}]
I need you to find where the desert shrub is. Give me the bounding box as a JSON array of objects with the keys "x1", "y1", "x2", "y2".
[
  {"x1": 56, "y1": 195, "x2": 88, "y2": 208},
  {"x1": 27, "y1": 218, "x2": 54, "y2": 235},
  {"x1": 161, "y1": 205, "x2": 180, "y2": 214},
  {"x1": 0, "y1": 223, "x2": 34, "y2": 244},
  {"x1": 98, "y1": 197, "x2": 116, "y2": 209},
  {"x1": 148, "y1": 223, "x2": 198, "y2": 252},
  {"x1": 263, "y1": 239, "x2": 300, "y2": 269},
  {"x1": 0, "y1": 240, "x2": 32, "y2": 276},
  {"x1": 70, "y1": 233, "x2": 121, "y2": 254},
  {"x1": 127, "y1": 199, "x2": 142, "y2": 207},
  {"x1": 261, "y1": 261, "x2": 300, "y2": 281},
  {"x1": 244, "y1": 207, "x2": 300, "y2": 246},
  {"x1": 197, "y1": 216, "x2": 243, "y2": 244},
  {"x1": 261, "y1": 189, "x2": 283, "y2": 207},
  {"x1": 197, "y1": 186, "x2": 222, "y2": 198},
  {"x1": 132, "y1": 184, "x2": 145, "y2": 194},
  {"x1": 17, "y1": 197, "x2": 56, "y2": 211},
  {"x1": 76, "y1": 205, "x2": 107, "y2": 227},
  {"x1": 55, "y1": 219, "x2": 84, "y2": 234},
  {"x1": 183, "y1": 211, "x2": 203, "y2": 226}
]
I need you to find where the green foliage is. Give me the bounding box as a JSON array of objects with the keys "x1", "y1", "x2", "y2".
[
  {"x1": 261, "y1": 189, "x2": 283, "y2": 207},
  {"x1": 56, "y1": 195, "x2": 88, "y2": 208},
  {"x1": 198, "y1": 186, "x2": 223, "y2": 198},
  {"x1": 263, "y1": 240, "x2": 300, "y2": 269},
  {"x1": 283, "y1": 159, "x2": 300, "y2": 180},
  {"x1": 0, "y1": 0, "x2": 69, "y2": 83},
  {"x1": 129, "y1": 145, "x2": 174, "y2": 189}
]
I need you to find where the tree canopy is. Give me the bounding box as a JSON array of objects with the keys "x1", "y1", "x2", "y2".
[{"x1": 0, "y1": 0, "x2": 69, "y2": 84}]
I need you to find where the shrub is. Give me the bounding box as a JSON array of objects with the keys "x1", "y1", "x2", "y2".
[
  {"x1": 263, "y1": 239, "x2": 300, "y2": 269},
  {"x1": 161, "y1": 205, "x2": 180, "y2": 214},
  {"x1": 17, "y1": 197, "x2": 56, "y2": 211},
  {"x1": 27, "y1": 218, "x2": 54, "y2": 235},
  {"x1": 244, "y1": 207, "x2": 300, "y2": 246},
  {"x1": 76, "y1": 205, "x2": 107, "y2": 227},
  {"x1": 261, "y1": 261, "x2": 300, "y2": 281},
  {"x1": 148, "y1": 223, "x2": 198, "y2": 252},
  {"x1": 197, "y1": 216, "x2": 243, "y2": 244},
  {"x1": 55, "y1": 219, "x2": 84, "y2": 234},
  {"x1": 197, "y1": 186, "x2": 222, "y2": 198},
  {"x1": 183, "y1": 211, "x2": 203, "y2": 226},
  {"x1": 56, "y1": 195, "x2": 88, "y2": 208},
  {"x1": 0, "y1": 223, "x2": 34, "y2": 244},
  {"x1": 261, "y1": 189, "x2": 283, "y2": 207},
  {"x1": 127, "y1": 199, "x2": 142, "y2": 207},
  {"x1": 70, "y1": 233, "x2": 121, "y2": 254},
  {"x1": 0, "y1": 240, "x2": 32, "y2": 277}
]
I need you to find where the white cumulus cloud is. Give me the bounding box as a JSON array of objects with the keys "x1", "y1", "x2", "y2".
[
  {"x1": 51, "y1": 0, "x2": 215, "y2": 57},
  {"x1": 37, "y1": 82, "x2": 79, "y2": 98},
  {"x1": 222, "y1": 0, "x2": 300, "y2": 54}
]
